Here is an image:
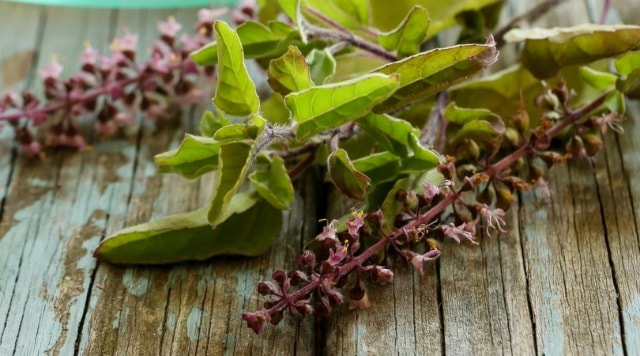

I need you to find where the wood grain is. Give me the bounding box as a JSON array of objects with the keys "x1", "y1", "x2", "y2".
[{"x1": 0, "y1": 1, "x2": 639, "y2": 355}]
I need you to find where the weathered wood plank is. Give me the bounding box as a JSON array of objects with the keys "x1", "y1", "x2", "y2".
[
  {"x1": 609, "y1": 101, "x2": 640, "y2": 354},
  {"x1": 0, "y1": 5, "x2": 118, "y2": 355}
]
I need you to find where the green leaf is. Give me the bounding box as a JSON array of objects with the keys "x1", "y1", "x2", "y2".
[
  {"x1": 398, "y1": 134, "x2": 441, "y2": 174},
  {"x1": 616, "y1": 51, "x2": 640, "y2": 99},
  {"x1": 372, "y1": 38, "x2": 498, "y2": 113},
  {"x1": 267, "y1": 45, "x2": 314, "y2": 95},
  {"x1": 94, "y1": 194, "x2": 283, "y2": 264},
  {"x1": 504, "y1": 24, "x2": 640, "y2": 79},
  {"x1": 328, "y1": 148, "x2": 371, "y2": 200},
  {"x1": 450, "y1": 64, "x2": 543, "y2": 120},
  {"x1": 379, "y1": 5, "x2": 430, "y2": 58},
  {"x1": 199, "y1": 109, "x2": 231, "y2": 137},
  {"x1": 304, "y1": 0, "x2": 369, "y2": 29},
  {"x1": 155, "y1": 134, "x2": 221, "y2": 179},
  {"x1": 443, "y1": 102, "x2": 505, "y2": 142},
  {"x1": 616, "y1": 51, "x2": 640, "y2": 76},
  {"x1": 212, "y1": 21, "x2": 260, "y2": 117},
  {"x1": 249, "y1": 155, "x2": 294, "y2": 210},
  {"x1": 208, "y1": 140, "x2": 255, "y2": 227},
  {"x1": 192, "y1": 20, "x2": 301, "y2": 66},
  {"x1": 369, "y1": 0, "x2": 501, "y2": 37},
  {"x1": 286, "y1": 73, "x2": 400, "y2": 139},
  {"x1": 307, "y1": 48, "x2": 337, "y2": 85},
  {"x1": 356, "y1": 113, "x2": 420, "y2": 157},
  {"x1": 261, "y1": 93, "x2": 291, "y2": 124},
  {"x1": 352, "y1": 151, "x2": 401, "y2": 184}
]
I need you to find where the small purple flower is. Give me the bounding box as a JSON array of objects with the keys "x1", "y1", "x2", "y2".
[
  {"x1": 80, "y1": 45, "x2": 99, "y2": 65},
  {"x1": 315, "y1": 220, "x2": 338, "y2": 242},
  {"x1": 327, "y1": 243, "x2": 348, "y2": 266},
  {"x1": 110, "y1": 33, "x2": 138, "y2": 53},
  {"x1": 242, "y1": 311, "x2": 271, "y2": 334},
  {"x1": 442, "y1": 222, "x2": 476, "y2": 244},
  {"x1": 595, "y1": 112, "x2": 624, "y2": 135},
  {"x1": 39, "y1": 59, "x2": 63, "y2": 80},
  {"x1": 347, "y1": 210, "x2": 364, "y2": 237},
  {"x1": 422, "y1": 181, "x2": 440, "y2": 200},
  {"x1": 479, "y1": 204, "x2": 507, "y2": 235},
  {"x1": 403, "y1": 249, "x2": 441, "y2": 275},
  {"x1": 158, "y1": 16, "x2": 182, "y2": 38},
  {"x1": 197, "y1": 7, "x2": 228, "y2": 26}
]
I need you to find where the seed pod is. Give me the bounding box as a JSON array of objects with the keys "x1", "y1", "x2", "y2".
[
  {"x1": 404, "y1": 190, "x2": 419, "y2": 210},
  {"x1": 477, "y1": 184, "x2": 495, "y2": 205},
  {"x1": 495, "y1": 182, "x2": 515, "y2": 211},
  {"x1": 566, "y1": 135, "x2": 585, "y2": 158},
  {"x1": 512, "y1": 107, "x2": 530, "y2": 132},
  {"x1": 582, "y1": 134, "x2": 603, "y2": 157},
  {"x1": 504, "y1": 127, "x2": 521, "y2": 146},
  {"x1": 456, "y1": 164, "x2": 477, "y2": 180},
  {"x1": 529, "y1": 158, "x2": 547, "y2": 182}
]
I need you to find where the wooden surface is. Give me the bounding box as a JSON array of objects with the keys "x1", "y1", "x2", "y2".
[{"x1": 0, "y1": 1, "x2": 639, "y2": 355}]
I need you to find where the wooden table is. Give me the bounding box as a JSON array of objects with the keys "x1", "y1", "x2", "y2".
[{"x1": 0, "y1": 1, "x2": 639, "y2": 354}]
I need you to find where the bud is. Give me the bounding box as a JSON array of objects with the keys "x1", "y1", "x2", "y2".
[
  {"x1": 298, "y1": 250, "x2": 316, "y2": 268},
  {"x1": 272, "y1": 269, "x2": 287, "y2": 285},
  {"x1": 327, "y1": 290, "x2": 344, "y2": 307},
  {"x1": 257, "y1": 282, "x2": 277, "y2": 296},
  {"x1": 288, "y1": 270, "x2": 308, "y2": 286}
]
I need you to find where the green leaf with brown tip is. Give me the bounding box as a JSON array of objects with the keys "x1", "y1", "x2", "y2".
[
  {"x1": 286, "y1": 73, "x2": 400, "y2": 139},
  {"x1": 94, "y1": 194, "x2": 283, "y2": 265},
  {"x1": 372, "y1": 38, "x2": 498, "y2": 113},
  {"x1": 504, "y1": 24, "x2": 640, "y2": 79},
  {"x1": 267, "y1": 46, "x2": 314, "y2": 95},
  {"x1": 379, "y1": 5, "x2": 430, "y2": 58},
  {"x1": 212, "y1": 21, "x2": 260, "y2": 117}
]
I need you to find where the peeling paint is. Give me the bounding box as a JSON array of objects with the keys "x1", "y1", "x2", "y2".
[
  {"x1": 122, "y1": 269, "x2": 151, "y2": 297},
  {"x1": 624, "y1": 294, "x2": 640, "y2": 354},
  {"x1": 187, "y1": 307, "x2": 209, "y2": 341}
]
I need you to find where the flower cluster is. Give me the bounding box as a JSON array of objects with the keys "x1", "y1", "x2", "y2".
[
  {"x1": 0, "y1": 8, "x2": 229, "y2": 157},
  {"x1": 243, "y1": 78, "x2": 620, "y2": 333}
]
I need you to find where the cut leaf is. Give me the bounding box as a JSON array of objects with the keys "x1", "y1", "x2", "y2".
[
  {"x1": 192, "y1": 20, "x2": 300, "y2": 65},
  {"x1": 379, "y1": 5, "x2": 430, "y2": 58},
  {"x1": 155, "y1": 134, "x2": 221, "y2": 179},
  {"x1": 94, "y1": 194, "x2": 283, "y2": 264},
  {"x1": 267, "y1": 45, "x2": 314, "y2": 95},
  {"x1": 504, "y1": 24, "x2": 640, "y2": 79},
  {"x1": 213, "y1": 21, "x2": 260, "y2": 117},
  {"x1": 208, "y1": 140, "x2": 255, "y2": 227},
  {"x1": 373, "y1": 37, "x2": 498, "y2": 113},
  {"x1": 286, "y1": 73, "x2": 400, "y2": 139},
  {"x1": 307, "y1": 48, "x2": 337, "y2": 85},
  {"x1": 249, "y1": 155, "x2": 294, "y2": 210},
  {"x1": 328, "y1": 148, "x2": 371, "y2": 200}
]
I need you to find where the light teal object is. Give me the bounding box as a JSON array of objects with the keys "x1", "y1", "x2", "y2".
[{"x1": 3, "y1": 0, "x2": 238, "y2": 8}]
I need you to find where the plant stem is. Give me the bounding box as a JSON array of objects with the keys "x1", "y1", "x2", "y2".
[
  {"x1": 303, "y1": 21, "x2": 397, "y2": 61},
  {"x1": 263, "y1": 91, "x2": 611, "y2": 316}
]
